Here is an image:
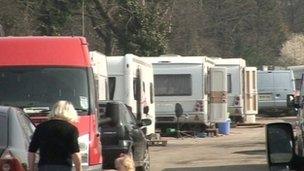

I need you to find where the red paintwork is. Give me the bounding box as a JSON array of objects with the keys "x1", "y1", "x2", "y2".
[
  {"x1": 0, "y1": 36, "x2": 102, "y2": 167},
  {"x1": 0, "y1": 37, "x2": 91, "y2": 67},
  {"x1": 89, "y1": 114, "x2": 103, "y2": 165},
  {"x1": 73, "y1": 115, "x2": 103, "y2": 165}
]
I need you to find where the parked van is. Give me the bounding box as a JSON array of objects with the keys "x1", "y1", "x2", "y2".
[
  {"x1": 0, "y1": 37, "x2": 103, "y2": 170},
  {"x1": 214, "y1": 58, "x2": 258, "y2": 123},
  {"x1": 257, "y1": 70, "x2": 296, "y2": 113},
  {"x1": 106, "y1": 54, "x2": 155, "y2": 136},
  {"x1": 288, "y1": 65, "x2": 304, "y2": 92},
  {"x1": 143, "y1": 56, "x2": 228, "y2": 131}
]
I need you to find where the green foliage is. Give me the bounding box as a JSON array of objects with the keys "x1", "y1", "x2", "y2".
[
  {"x1": 1, "y1": 0, "x2": 302, "y2": 65},
  {"x1": 199, "y1": 0, "x2": 287, "y2": 66},
  {"x1": 93, "y1": 0, "x2": 171, "y2": 56},
  {"x1": 34, "y1": 0, "x2": 81, "y2": 35}
]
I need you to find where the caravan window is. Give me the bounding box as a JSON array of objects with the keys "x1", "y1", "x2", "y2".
[
  {"x1": 133, "y1": 78, "x2": 140, "y2": 100},
  {"x1": 108, "y1": 77, "x2": 116, "y2": 100},
  {"x1": 154, "y1": 74, "x2": 192, "y2": 96},
  {"x1": 150, "y1": 83, "x2": 154, "y2": 103},
  {"x1": 227, "y1": 74, "x2": 232, "y2": 93}
]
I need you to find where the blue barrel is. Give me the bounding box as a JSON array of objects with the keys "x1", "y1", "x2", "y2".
[{"x1": 217, "y1": 121, "x2": 230, "y2": 135}]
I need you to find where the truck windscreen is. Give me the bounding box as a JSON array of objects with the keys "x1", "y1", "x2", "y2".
[{"x1": 0, "y1": 67, "x2": 89, "y2": 115}]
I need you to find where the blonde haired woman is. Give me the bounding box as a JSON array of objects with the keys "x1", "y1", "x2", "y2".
[
  {"x1": 28, "y1": 101, "x2": 82, "y2": 171},
  {"x1": 48, "y1": 100, "x2": 78, "y2": 123}
]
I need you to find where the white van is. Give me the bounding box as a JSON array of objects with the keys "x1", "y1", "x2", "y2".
[
  {"x1": 288, "y1": 65, "x2": 304, "y2": 92},
  {"x1": 90, "y1": 51, "x2": 109, "y2": 101},
  {"x1": 106, "y1": 54, "x2": 155, "y2": 136},
  {"x1": 214, "y1": 58, "x2": 258, "y2": 123},
  {"x1": 143, "y1": 56, "x2": 228, "y2": 130},
  {"x1": 257, "y1": 70, "x2": 296, "y2": 112}
]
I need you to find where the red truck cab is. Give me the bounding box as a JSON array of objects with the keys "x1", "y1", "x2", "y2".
[{"x1": 0, "y1": 36, "x2": 102, "y2": 170}]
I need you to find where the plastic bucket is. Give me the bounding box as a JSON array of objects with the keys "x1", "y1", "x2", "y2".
[{"x1": 217, "y1": 121, "x2": 230, "y2": 135}]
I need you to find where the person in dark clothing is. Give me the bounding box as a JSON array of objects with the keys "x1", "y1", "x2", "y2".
[{"x1": 28, "y1": 100, "x2": 82, "y2": 171}]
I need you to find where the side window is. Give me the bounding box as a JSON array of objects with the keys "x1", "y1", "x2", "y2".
[
  {"x1": 98, "y1": 103, "x2": 107, "y2": 119},
  {"x1": 227, "y1": 74, "x2": 232, "y2": 93},
  {"x1": 123, "y1": 105, "x2": 136, "y2": 125},
  {"x1": 133, "y1": 78, "x2": 139, "y2": 100},
  {"x1": 94, "y1": 75, "x2": 99, "y2": 100},
  {"x1": 109, "y1": 77, "x2": 116, "y2": 100},
  {"x1": 143, "y1": 82, "x2": 145, "y2": 92},
  {"x1": 16, "y1": 112, "x2": 35, "y2": 142},
  {"x1": 0, "y1": 115, "x2": 7, "y2": 146},
  {"x1": 150, "y1": 83, "x2": 154, "y2": 104},
  {"x1": 105, "y1": 79, "x2": 109, "y2": 100}
]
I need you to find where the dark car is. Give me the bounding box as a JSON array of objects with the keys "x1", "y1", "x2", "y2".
[
  {"x1": 98, "y1": 100, "x2": 151, "y2": 171},
  {"x1": 0, "y1": 106, "x2": 36, "y2": 171}
]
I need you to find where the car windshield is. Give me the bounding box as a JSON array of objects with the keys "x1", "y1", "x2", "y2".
[
  {"x1": 0, "y1": 67, "x2": 89, "y2": 115},
  {"x1": 0, "y1": 114, "x2": 7, "y2": 155}
]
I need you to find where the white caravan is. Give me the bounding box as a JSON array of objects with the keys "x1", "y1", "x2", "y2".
[
  {"x1": 214, "y1": 58, "x2": 258, "y2": 123},
  {"x1": 143, "y1": 56, "x2": 228, "y2": 130},
  {"x1": 90, "y1": 51, "x2": 109, "y2": 101},
  {"x1": 106, "y1": 54, "x2": 155, "y2": 136},
  {"x1": 257, "y1": 70, "x2": 295, "y2": 113}
]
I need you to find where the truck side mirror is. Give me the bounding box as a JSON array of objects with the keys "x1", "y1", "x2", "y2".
[
  {"x1": 140, "y1": 118, "x2": 152, "y2": 127},
  {"x1": 266, "y1": 123, "x2": 295, "y2": 170},
  {"x1": 287, "y1": 94, "x2": 294, "y2": 107},
  {"x1": 175, "y1": 103, "x2": 183, "y2": 117},
  {"x1": 287, "y1": 94, "x2": 300, "y2": 109}
]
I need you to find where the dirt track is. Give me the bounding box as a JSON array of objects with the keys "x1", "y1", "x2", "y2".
[{"x1": 150, "y1": 116, "x2": 297, "y2": 171}]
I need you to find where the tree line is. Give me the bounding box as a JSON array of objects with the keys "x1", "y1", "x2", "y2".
[{"x1": 1, "y1": 0, "x2": 304, "y2": 66}]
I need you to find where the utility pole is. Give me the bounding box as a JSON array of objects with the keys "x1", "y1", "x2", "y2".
[{"x1": 82, "y1": 0, "x2": 85, "y2": 36}]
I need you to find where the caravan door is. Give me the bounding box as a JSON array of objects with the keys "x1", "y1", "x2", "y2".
[
  {"x1": 244, "y1": 67, "x2": 258, "y2": 115},
  {"x1": 209, "y1": 67, "x2": 228, "y2": 122}
]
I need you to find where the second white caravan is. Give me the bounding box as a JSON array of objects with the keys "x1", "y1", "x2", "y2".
[
  {"x1": 106, "y1": 54, "x2": 155, "y2": 136},
  {"x1": 90, "y1": 51, "x2": 109, "y2": 101},
  {"x1": 214, "y1": 58, "x2": 258, "y2": 123},
  {"x1": 144, "y1": 56, "x2": 228, "y2": 131}
]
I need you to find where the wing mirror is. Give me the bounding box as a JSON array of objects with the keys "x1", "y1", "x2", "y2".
[
  {"x1": 266, "y1": 123, "x2": 296, "y2": 170},
  {"x1": 138, "y1": 119, "x2": 152, "y2": 135},
  {"x1": 139, "y1": 118, "x2": 152, "y2": 127},
  {"x1": 287, "y1": 94, "x2": 300, "y2": 109}
]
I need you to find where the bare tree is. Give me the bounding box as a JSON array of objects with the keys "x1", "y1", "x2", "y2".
[{"x1": 280, "y1": 34, "x2": 304, "y2": 66}]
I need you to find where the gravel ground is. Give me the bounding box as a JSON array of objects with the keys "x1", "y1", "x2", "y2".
[{"x1": 150, "y1": 116, "x2": 297, "y2": 171}]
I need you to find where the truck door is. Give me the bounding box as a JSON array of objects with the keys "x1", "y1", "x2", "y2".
[
  {"x1": 208, "y1": 67, "x2": 228, "y2": 122},
  {"x1": 244, "y1": 67, "x2": 258, "y2": 115}
]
